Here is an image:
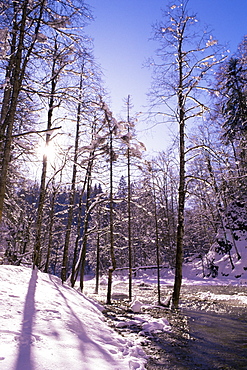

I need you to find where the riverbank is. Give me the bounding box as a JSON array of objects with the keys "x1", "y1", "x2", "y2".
[{"x1": 83, "y1": 274, "x2": 247, "y2": 370}]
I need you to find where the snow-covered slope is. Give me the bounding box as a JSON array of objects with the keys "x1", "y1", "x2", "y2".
[
  {"x1": 205, "y1": 199, "x2": 247, "y2": 280},
  {"x1": 0, "y1": 265, "x2": 146, "y2": 370}
]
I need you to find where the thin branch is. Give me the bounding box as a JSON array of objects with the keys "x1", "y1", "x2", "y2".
[{"x1": 12, "y1": 126, "x2": 62, "y2": 138}]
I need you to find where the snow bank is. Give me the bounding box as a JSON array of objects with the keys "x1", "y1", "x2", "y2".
[
  {"x1": 204, "y1": 204, "x2": 247, "y2": 282},
  {"x1": 0, "y1": 265, "x2": 147, "y2": 370}
]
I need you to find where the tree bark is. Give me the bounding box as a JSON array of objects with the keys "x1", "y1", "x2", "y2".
[
  {"x1": 79, "y1": 157, "x2": 94, "y2": 291},
  {"x1": 33, "y1": 38, "x2": 58, "y2": 268},
  {"x1": 106, "y1": 130, "x2": 116, "y2": 304},
  {"x1": 0, "y1": 0, "x2": 45, "y2": 223},
  {"x1": 44, "y1": 182, "x2": 57, "y2": 273},
  {"x1": 152, "y1": 170, "x2": 161, "y2": 305},
  {"x1": 95, "y1": 232, "x2": 100, "y2": 294},
  {"x1": 61, "y1": 70, "x2": 83, "y2": 283},
  {"x1": 127, "y1": 95, "x2": 133, "y2": 302},
  {"x1": 172, "y1": 25, "x2": 186, "y2": 309}
]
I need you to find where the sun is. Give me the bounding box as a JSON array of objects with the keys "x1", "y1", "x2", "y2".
[{"x1": 36, "y1": 138, "x2": 57, "y2": 163}]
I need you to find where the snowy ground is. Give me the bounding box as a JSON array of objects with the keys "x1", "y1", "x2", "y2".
[
  {"x1": 1, "y1": 265, "x2": 247, "y2": 370},
  {"x1": 81, "y1": 268, "x2": 247, "y2": 370},
  {"x1": 80, "y1": 266, "x2": 247, "y2": 341},
  {"x1": 82, "y1": 266, "x2": 247, "y2": 309},
  {"x1": 0, "y1": 265, "x2": 147, "y2": 370}
]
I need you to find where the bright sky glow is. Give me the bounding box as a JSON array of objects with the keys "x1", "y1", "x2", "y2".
[
  {"x1": 87, "y1": 0, "x2": 247, "y2": 153},
  {"x1": 36, "y1": 138, "x2": 57, "y2": 164}
]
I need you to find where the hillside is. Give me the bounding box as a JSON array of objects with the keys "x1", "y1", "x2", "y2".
[{"x1": 0, "y1": 266, "x2": 146, "y2": 370}]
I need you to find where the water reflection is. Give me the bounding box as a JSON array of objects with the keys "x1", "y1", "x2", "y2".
[
  {"x1": 146, "y1": 285, "x2": 247, "y2": 370},
  {"x1": 184, "y1": 308, "x2": 247, "y2": 370}
]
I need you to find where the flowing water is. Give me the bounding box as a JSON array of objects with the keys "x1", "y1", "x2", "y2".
[
  {"x1": 100, "y1": 283, "x2": 247, "y2": 370},
  {"x1": 144, "y1": 285, "x2": 247, "y2": 370},
  {"x1": 183, "y1": 309, "x2": 247, "y2": 370}
]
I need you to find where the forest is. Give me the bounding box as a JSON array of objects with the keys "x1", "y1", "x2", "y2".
[{"x1": 0, "y1": 0, "x2": 246, "y2": 310}]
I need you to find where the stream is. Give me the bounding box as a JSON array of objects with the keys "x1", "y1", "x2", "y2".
[
  {"x1": 144, "y1": 307, "x2": 247, "y2": 370},
  {"x1": 100, "y1": 284, "x2": 247, "y2": 370},
  {"x1": 184, "y1": 308, "x2": 247, "y2": 370}
]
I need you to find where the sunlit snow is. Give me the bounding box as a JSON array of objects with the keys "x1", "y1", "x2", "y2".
[{"x1": 0, "y1": 266, "x2": 147, "y2": 370}]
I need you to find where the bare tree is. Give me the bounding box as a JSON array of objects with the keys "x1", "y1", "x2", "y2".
[
  {"x1": 0, "y1": 0, "x2": 91, "y2": 232},
  {"x1": 61, "y1": 67, "x2": 84, "y2": 283},
  {"x1": 150, "y1": 0, "x2": 226, "y2": 308},
  {"x1": 0, "y1": 0, "x2": 47, "y2": 222},
  {"x1": 103, "y1": 104, "x2": 117, "y2": 305}
]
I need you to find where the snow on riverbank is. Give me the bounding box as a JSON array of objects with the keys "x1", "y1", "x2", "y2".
[
  {"x1": 82, "y1": 265, "x2": 247, "y2": 314},
  {"x1": 0, "y1": 265, "x2": 147, "y2": 370},
  {"x1": 1, "y1": 263, "x2": 246, "y2": 370}
]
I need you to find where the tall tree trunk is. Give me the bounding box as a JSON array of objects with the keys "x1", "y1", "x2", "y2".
[
  {"x1": 172, "y1": 31, "x2": 186, "y2": 309},
  {"x1": 70, "y1": 190, "x2": 83, "y2": 287},
  {"x1": 0, "y1": 1, "x2": 28, "y2": 222},
  {"x1": 33, "y1": 39, "x2": 58, "y2": 268},
  {"x1": 33, "y1": 155, "x2": 48, "y2": 268},
  {"x1": 0, "y1": 0, "x2": 45, "y2": 223},
  {"x1": 127, "y1": 95, "x2": 133, "y2": 301},
  {"x1": 70, "y1": 178, "x2": 86, "y2": 287},
  {"x1": 79, "y1": 167, "x2": 92, "y2": 292},
  {"x1": 106, "y1": 130, "x2": 116, "y2": 304},
  {"x1": 70, "y1": 149, "x2": 95, "y2": 288},
  {"x1": 152, "y1": 170, "x2": 161, "y2": 305},
  {"x1": 95, "y1": 231, "x2": 100, "y2": 294},
  {"x1": 61, "y1": 70, "x2": 83, "y2": 283},
  {"x1": 44, "y1": 182, "x2": 57, "y2": 273}
]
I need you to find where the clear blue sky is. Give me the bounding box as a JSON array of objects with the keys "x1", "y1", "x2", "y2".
[{"x1": 87, "y1": 0, "x2": 247, "y2": 152}]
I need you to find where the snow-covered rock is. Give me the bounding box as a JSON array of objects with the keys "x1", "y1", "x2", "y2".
[
  {"x1": 130, "y1": 299, "x2": 142, "y2": 313},
  {"x1": 141, "y1": 318, "x2": 171, "y2": 333}
]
